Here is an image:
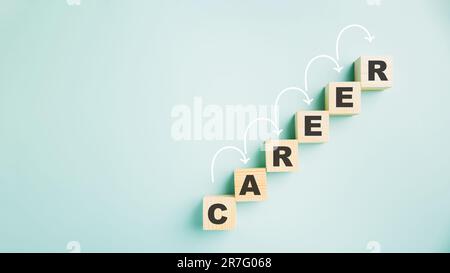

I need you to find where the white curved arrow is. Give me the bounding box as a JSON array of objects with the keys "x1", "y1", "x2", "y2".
[
  {"x1": 366, "y1": 241, "x2": 381, "y2": 253},
  {"x1": 335, "y1": 24, "x2": 375, "y2": 61},
  {"x1": 304, "y1": 54, "x2": 343, "y2": 91},
  {"x1": 243, "y1": 118, "x2": 282, "y2": 155},
  {"x1": 273, "y1": 86, "x2": 313, "y2": 127},
  {"x1": 210, "y1": 146, "x2": 249, "y2": 183}
]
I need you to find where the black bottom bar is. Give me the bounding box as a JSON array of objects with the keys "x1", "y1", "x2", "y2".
[{"x1": 0, "y1": 253, "x2": 448, "y2": 272}]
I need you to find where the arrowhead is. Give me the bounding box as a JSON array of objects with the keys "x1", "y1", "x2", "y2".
[
  {"x1": 273, "y1": 129, "x2": 283, "y2": 136},
  {"x1": 240, "y1": 157, "x2": 250, "y2": 164},
  {"x1": 303, "y1": 98, "x2": 314, "y2": 105},
  {"x1": 365, "y1": 35, "x2": 375, "y2": 42},
  {"x1": 333, "y1": 66, "x2": 343, "y2": 73}
]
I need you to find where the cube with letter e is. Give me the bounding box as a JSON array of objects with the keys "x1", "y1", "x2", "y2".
[
  {"x1": 325, "y1": 82, "x2": 361, "y2": 115},
  {"x1": 295, "y1": 111, "x2": 329, "y2": 143}
]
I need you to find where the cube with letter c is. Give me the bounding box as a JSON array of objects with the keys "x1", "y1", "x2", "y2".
[{"x1": 203, "y1": 195, "x2": 236, "y2": 231}]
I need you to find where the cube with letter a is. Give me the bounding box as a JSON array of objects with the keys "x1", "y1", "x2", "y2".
[
  {"x1": 325, "y1": 82, "x2": 361, "y2": 115},
  {"x1": 355, "y1": 56, "x2": 393, "y2": 90},
  {"x1": 203, "y1": 195, "x2": 236, "y2": 231},
  {"x1": 234, "y1": 168, "x2": 267, "y2": 202},
  {"x1": 295, "y1": 111, "x2": 329, "y2": 143}
]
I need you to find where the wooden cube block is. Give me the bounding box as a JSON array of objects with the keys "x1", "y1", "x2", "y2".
[
  {"x1": 325, "y1": 82, "x2": 361, "y2": 115},
  {"x1": 355, "y1": 56, "x2": 393, "y2": 90},
  {"x1": 265, "y1": 140, "x2": 299, "y2": 172},
  {"x1": 234, "y1": 168, "x2": 267, "y2": 202},
  {"x1": 203, "y1": 195, "x2": 236, "y2": 231},
  {"x1": 295, "y1": 111, "x2": 329, "y2": 143}
]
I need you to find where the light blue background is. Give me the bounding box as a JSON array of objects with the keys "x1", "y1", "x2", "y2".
[{"x1": 0, "y1": 0, "x2": 449, "y2": 252}]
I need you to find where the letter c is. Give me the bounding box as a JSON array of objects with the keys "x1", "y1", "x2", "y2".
[{"x1": 208, "y1": 203, "x2": 227, "y2": 224}]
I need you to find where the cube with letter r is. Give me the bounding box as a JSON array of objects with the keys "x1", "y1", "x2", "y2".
[
  {"x1": 355, "y1": 56, "x2": 393, "y2": 90},
  {"x1": 265, "y1": 140, "x2": 299, "y2": 172}
]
